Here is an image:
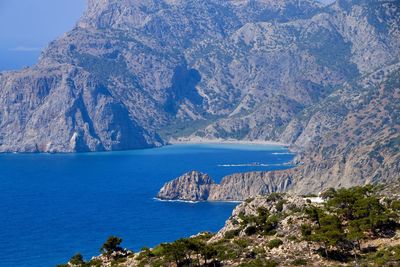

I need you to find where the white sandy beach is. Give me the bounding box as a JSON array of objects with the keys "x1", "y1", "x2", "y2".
[{"x1": 169, "y1": 137, "x2": 289, "y2": 147}]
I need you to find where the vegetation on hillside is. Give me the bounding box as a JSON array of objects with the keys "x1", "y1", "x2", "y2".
[{"x1": 59, "y1": 185, "x2": 400, "y2": 266}]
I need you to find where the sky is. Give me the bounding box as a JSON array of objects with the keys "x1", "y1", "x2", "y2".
[{"x1": 0, "y1": 0, "x2": 86, "y2": 71}]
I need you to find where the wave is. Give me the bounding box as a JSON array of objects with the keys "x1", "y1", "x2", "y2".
[
  {"x1": 153, "y1": 198, "x2": 243, "y2": 204},
  {"x1": 153, "y1": 197, "x2": 199, "y2": 204},
  {"x1": 271, "y1": 152, "x2": 295, "y2": 155}
]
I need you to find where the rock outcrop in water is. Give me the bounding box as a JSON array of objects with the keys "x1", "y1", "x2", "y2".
[
  {"x1": 157, "y1": 170, "x2": 293, "y2": 201},
  {"x1": 157, "y1": 171, "x2": 216, "y2": 201}
]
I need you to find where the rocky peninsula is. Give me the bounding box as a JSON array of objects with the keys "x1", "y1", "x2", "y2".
[{"x1": 157, "y1": 170, "x2": 293, "y2": 201}]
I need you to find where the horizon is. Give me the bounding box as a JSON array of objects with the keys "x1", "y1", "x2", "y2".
[{"x1": 0, "y1": 0, "x2": 86, "y2": 71}]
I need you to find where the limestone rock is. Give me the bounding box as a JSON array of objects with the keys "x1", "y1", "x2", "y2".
[
  {"x1": 157, "y1": 170, "x2": 293, "y2": 201},
  {"x1": 157, "y1": 171, "x2": 216, "y2": 201}
]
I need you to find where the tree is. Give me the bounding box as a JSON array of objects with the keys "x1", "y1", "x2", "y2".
[
  {"x1": 305, "y1": 206, "x2": 322, "y2": 226},
  {"x1": 200, "y1": 244, "x2": 218, "y2": 265},
  {"x1": 320, "y1": 188, "x2": 336, "y2": 200},
  {"x1": 69, "y1": 253, "x2": 85, "y2": 266},
  {"x1": 312, "y1": 214, "x2": 344, "y2": 258},
  {"x1": 160, "y1": 239, "x2": 190, "y2": 266},
  {"x1": 100, "y1": 236, "x2": 123, "y2": 256}
]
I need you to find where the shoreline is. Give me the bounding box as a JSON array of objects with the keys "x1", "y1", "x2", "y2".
[
  {"x1": 153, "y1": 197, "x2": 243, "y2": 204},
  {"x1": 168, "y1": 138, "x2": 289, "y2": 147}
]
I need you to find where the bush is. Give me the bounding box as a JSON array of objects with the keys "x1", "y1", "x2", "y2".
[
  {"x1": 69, "y1": 253, "x2": 85, "y2": 265},
  {"x1": 224, "y1": 229, "x2": 240, "y2": 239},
  {"x1": 276, "y1": 200, "x2": 285, "y2": 212},
  {"x1": 245, "y1": 197, "x2": 254, "y2": 203},
  {"x1": 292, "y1": 258, "x2": 308, "y2": 265},
  {"x1": 301, "y1": 224, "x2": 312, "y2": 238},
  {"x1": 267, "y1": 193, "x2": 283, "y2": 202},
  {"x1": 267, "y1": 239, "x2": 283, "y2": 249},
  {"x1": 239, "y1": 259, "x2": 277, "y2": 267},
  {"x1": 244, "y1": 225, "x2": 257, "y2": 236},
  {"x1": 100, "y1": 236, "x2": 123, "y2": 255}
]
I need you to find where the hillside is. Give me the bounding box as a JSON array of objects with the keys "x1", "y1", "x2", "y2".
[
  {"x1": 59, "y1": 185, "x2": 400, "y2": 266},
  {"x1": 158, "y1": 63, "x2": 399, "y2": 198}
]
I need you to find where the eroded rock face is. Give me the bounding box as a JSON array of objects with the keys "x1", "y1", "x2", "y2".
[
  {"x1": 157, "y1": 171, "x2": 217, "y2": 201},
  {"x1": 157, "y1": 170, "x2": 293, "y2": 201},
  {"x1": 0, "y1": 66, "x2": 163, "y2": 152},
  {"x1": 208, "y1": 171, "x2": 293, "y2": 201}
]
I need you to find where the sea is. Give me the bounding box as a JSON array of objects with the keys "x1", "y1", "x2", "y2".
[{"x1": 0, "y1": 143, "x2": 294, "y2": 266}]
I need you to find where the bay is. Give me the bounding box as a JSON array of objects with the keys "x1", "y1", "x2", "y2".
[{"x1": 0, "y1": 144, "x2": 294, "y2": 266}]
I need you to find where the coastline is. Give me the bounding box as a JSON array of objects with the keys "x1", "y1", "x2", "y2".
[
  {"x1": 168, "y1": 137, "x2": 289, "y2": 147},
  {"x1": 153, "y1": 197, "x2": 243, "y2": 204}
]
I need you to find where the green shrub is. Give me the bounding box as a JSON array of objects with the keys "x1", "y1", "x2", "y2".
[
  {"x1": 100, "y1": 236, "x2": 123, "y2": 255},
  {"x1": 245, "y1": 197, "x2": 255, "y2": 203},
  {"x1": 87, "y1": 259, "x2": 102, "y2": 267},
  {"x1": 244, "y1": 225, "x2": 257, "y2": 236},
  {"x1": 292, "y1": 258, "x2": 308, "y2": 265},
  {"x1": 301, "y1": 224, "x2": 312, "y2": 238},
  {"x1": 224, "y1": 229, "x2": 240, "y2": 239},
  {"x1": 276, "y1": 200, "x2": 285, "y2": 212},
  {"x1": 234, "y1": 238, "x2": 250, "y2": 248},
  {"x1": 239, "y1": 258, "x2": 277, "y2": 267},
  {"x1": 231, "y1": 218, "x2": 239, "y2": 225},
  {"x1": 267, "y1": 193, "x2": 283, "y2": 202},
  {"x1": 267, "y1": 239, "x2": 283, "y2": 249},
  {"x1": 69, "y1": 253, "x2": 85, "y2": 265}
]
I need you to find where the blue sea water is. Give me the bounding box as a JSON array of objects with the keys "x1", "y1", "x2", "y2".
[{"x1": 0, "y1": 144, "x2": 294, "y2": 267}]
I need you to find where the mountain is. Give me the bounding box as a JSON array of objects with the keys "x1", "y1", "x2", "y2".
[
  {"x1": 1, "y1": 0, "x2": 398, "y2": 153},
  {"x1": 159, "y1": 64, "x2": 400, "y2": 199}
]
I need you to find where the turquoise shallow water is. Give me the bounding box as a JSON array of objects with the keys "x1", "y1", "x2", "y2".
[{"x1": 0, "y1": 144, "x2": 294, "y2": 266}]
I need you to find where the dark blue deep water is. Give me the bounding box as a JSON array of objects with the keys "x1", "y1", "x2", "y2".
[{"x1": 0, "y1": 144, "x2": 294, "y2": 267}]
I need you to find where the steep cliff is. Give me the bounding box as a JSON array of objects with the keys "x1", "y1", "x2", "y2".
[
  {"x1": 1, "y1": 0, "x2": 398, "y2": 153},
  {"x1": 157, "y1": 170, "x2": 293, "y2": 201},
  {"x1": 157, "y1": 171, "x2": 216, "y2": 201}
]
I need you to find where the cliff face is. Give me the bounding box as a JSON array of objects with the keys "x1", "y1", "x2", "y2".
[
  {"x1": 157, "y1": 170, "x2": 293, "y2": 201},
  {"x1": 157, "y1": 171, "x2": 216, "y2": 201},
  {"x1": 1, "y1": 0, "x2": 398, "y2": 153},
  {"x1": 0, "y1": 66, "x2": 162, "y2": 152}
]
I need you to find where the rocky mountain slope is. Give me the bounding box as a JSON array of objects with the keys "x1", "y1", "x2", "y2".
[
  {"x1": 159, "y1": 63, "x2": 400, "y2": 199},
  {"x1": 1, "y1": 0, "x2": 399, "y2": 153}
]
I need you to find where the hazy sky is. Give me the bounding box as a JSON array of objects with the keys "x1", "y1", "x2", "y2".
[{"x1": 0, "y1": 0, "x2": 86, "y2": 70}]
